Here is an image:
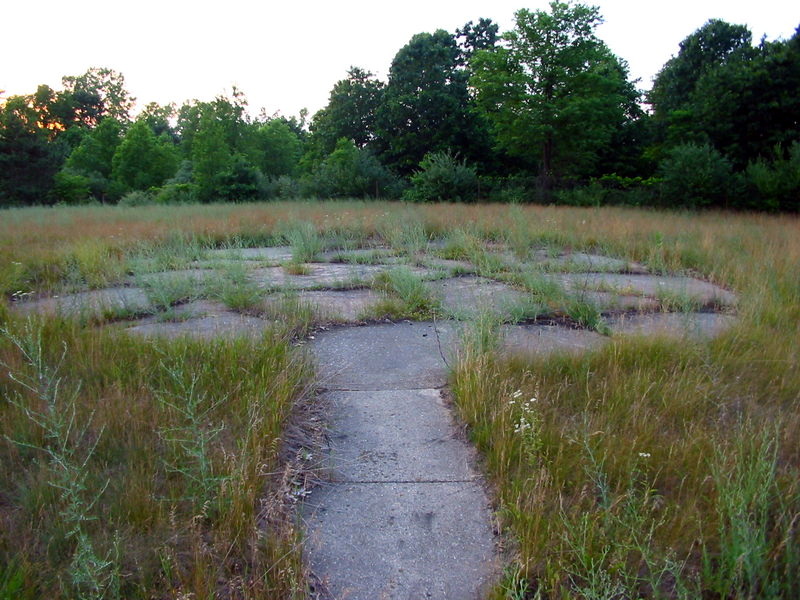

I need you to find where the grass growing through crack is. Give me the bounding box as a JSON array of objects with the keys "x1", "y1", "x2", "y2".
[
  {"x1": 370, "y1": 266, "x2": 441, "y2": 319},
  {"x1": 282, "y1": 220, "x2": 324, "y2": 263}
]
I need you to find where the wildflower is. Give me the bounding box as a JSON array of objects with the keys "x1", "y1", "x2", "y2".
[
  {"x1": 638, "y1": 452, "x2": 651, "y2": 458},
  {"x1": 511, "y1": 389, "x2": 523, "y2": 399}
]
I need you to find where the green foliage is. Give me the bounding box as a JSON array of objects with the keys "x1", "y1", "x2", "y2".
[
  {"x1": 191, "y1": 110, "x2": 233, "y2": 201},
  {"x1": 309, "y1": 138, "x2": 396, "y2": 198},
  {"x1": 53, "y1": 171, "x2": 92, "y2": 205},
  {"x1": 64, "y1": 117, "x2": 122, "y2": 179},
  {"x1": 253, "y1": 119, "x2": 302, "y2": 177},
  {"x1": 61, "y1": 67, "x2": 135, "y2": 124},
  {"x1": 471, "y1": 2, "x2": 640, "y2": 181},
  {"x1": 0, "y1": 95, "x2": 69, "y2": 206},
  {"x1": 111, "y1": 120, "x2": 179, "y2": 194},
  {"x1": 375, "y1": 29, "x2": 485, "y2": 175},
  {"x1": 118, "y1": 190, "x2": 155, "y2": 207},
  {"x1": 405, "y1": 150, "x2": 478, "y2": 202},
  {"x1": 216, "y1": 155, "x2": 266, "y2": 202},
  {"x1": 658, "y1": 143, "x2": 735, "y2": 208},
  {"x1": 154, "y1": 183, "x2": 197, "y2": 205},
  {"x1": 744, "y1": 143, "x2": 800, "y2": 211},
  {"x1": 649, "y1": 19, "x2": 752, "y2": 118},
  {"x1": 309, "y1": 67, "x2": 385, "y2": 156}
]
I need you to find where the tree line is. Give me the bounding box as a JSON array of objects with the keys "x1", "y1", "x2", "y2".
[{"x1": 1, "y1": 2, "x2": 798, "y2": 210}]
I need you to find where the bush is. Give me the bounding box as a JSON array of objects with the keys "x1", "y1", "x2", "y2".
[
  {"x1": 404, "y1": 150, "x2": 479, "y2": 203},
  {"x1": 307, "y1": 138, "x2": 398, "y2": 198},
  {"x1": 215, "y1": 157, "x2": 267, "y2": 202},
  {"x1": 154, "y1": 183, "x2": 197, "y2": 205},
  {"x1": 658, "y1": 143, "x2": 735, "y2": 208},
  {"x1": 52, "y1": 171, "x2": 92, "y2": 204},
  {"x1": 744, "y1": 143, "x2": 800, "y2": 212},
  {"x1": 553, "y1": 182, "x2": 605, "y2": 206},
  {"x1": 118, "y1": 190, "x2": 155, "y2": 207}
]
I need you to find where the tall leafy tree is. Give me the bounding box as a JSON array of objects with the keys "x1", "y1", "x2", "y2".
[
  {"x1": 682, "y1": 26, "x2": 800, "y2": 167},
  {"x1": 375, "y1": 29, "x2": 484, "y2": 174},
  {"x1": 0, "y1": 95, "x2": 68, "y2": 205},
  {"x1": 471, "y1": 2, "x2": 639, "y2": 183},
  {"x1": 648, "y1": 20, "x2": 752, "y2": 118},
  {"x1": 310, "y1": 67, "x2": 385, "y2": 156},
  {"x1": 111, "y1": 120, "x2": 179, "y2": 192},
  {"x1": 455, "y1": 18, "x2": 499, "y2": 63},
  {"x1": 191, "y1": 110, "x2": 233, "y2": 201},
  {"x1": 62, "y1": 67, "x2": 136, "y2": 124},
  {"x1": 252, "y1": 119, "x2": 302, "y2": 177},
  {"x1": 65, "y1": 117, "x2": 123, "y2": 179}
]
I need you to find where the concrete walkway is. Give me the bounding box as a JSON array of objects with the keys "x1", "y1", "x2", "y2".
[{"x1": 304, "y1": 322, "x2": 497, "y2": 599}]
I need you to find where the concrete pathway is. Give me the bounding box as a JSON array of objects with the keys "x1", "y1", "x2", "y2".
[{"x1": 305, "y1": 322, "x2": 498, "y2": 599}]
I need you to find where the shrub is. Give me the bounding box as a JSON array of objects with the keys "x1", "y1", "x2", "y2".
[
  {"x1": 154, "y1": 183, "x2": 197, "y2": 205},
  {"x1": 215, "y1": 157, "x2": 267, "y2": 202},
  {"x1": 744, "y1": 142, "x2": 800, "y2": 212},
  {"x1": 52, "y1": 171, "x2": 92, "y2": 204},
  {"x1": 118, "y1": 190, "x2": 155, "y2": 207},
  {"x1": 404, "y1": 150, "x2": 479, "y2": 203},
  {"x1": 309, "y1": 138, "x2": 397, "y2": 198},
  {"x1": 658, "y1": 143, "x2": 735, "y2": 208}
]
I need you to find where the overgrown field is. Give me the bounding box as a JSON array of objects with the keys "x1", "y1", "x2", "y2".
[{"x1": 1, "y1": 200, "x2": 798, "y2": 599}]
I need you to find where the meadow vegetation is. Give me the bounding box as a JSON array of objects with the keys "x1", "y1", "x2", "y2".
[{"x1": 0, "y1": 200, "x2": 798, "y2": 598}]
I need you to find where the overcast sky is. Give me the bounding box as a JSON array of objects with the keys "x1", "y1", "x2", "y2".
[{"x1": 3, "y1": 0, "x2": 798, "y2": 120}]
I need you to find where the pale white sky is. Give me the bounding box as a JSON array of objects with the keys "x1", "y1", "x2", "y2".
[{"x1": 2, "y1": 0, "x2": 798, "y2": 120}]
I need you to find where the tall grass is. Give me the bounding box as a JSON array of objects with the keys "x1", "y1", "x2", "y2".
[{"x1": 0, "y1": 316, "x2": 313, "y2": 598}]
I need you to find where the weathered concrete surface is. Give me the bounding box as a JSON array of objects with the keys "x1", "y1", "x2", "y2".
[
  {"x1": 321, "y1": 389, "x2": 477, "y2": 483},
  {"x1": 500, "y1": 323, "x2": 607, "y2": 356},
  {"x1": 608, "y1": 312, "x2": 737, "y2": 339},
  {"x1": 249, "y1": 263, "x2": 434, "y2": 290},
  {"x1": 289, "y1": 289, "x2": 381, "y2": 321},
  {"x1": 318, "y1": 248, "x2": 396, "y2": 263},
  {"x1": 572, "y1": 291, "x2": 662, "y2": 312},
  {"x1": 426, "y1": 276, "x2": 529, "y2": 319},
  {"x1": 424, "y1": 257, "x2": 476, "y2": 273},
  {"x1": 306, "y1": 323, "x2": 498, "y2": 598},
  {"x1": 550, "y1": 272, "x2": 737, "y2": 306},
  {"x1": 126, "y1": 311, "x2": 271, "y2": 339},
  {"x1": 133, "y1": 268, "x2": 216, "y2": 286},
  {"x1": 204, "y1": 246, "x2": 294, "y2": 262},
  {"x1": 311, "y1": 321, "x2": 458, "y2": 390},
  {"x1": 12, "y1": 287, "x2": 151, "y2": 317},
  {"x1": 542, "y1": 252, "x2": 648, "y2": 274},
  {"x1": 305, "y1": 481, "x2": 496, "y2": 600}
]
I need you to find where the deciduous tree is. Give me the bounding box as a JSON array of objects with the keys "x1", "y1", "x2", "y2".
[{"x1": 471, "y1": 2, "x2": 639, "y2": 184}]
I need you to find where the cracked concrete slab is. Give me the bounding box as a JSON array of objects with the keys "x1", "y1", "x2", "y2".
[
  {"x1": 426, "y1": 276, "x2": 529, "y2": 319},
  {"x1": 542, "y1": 252, "x2": 648, "y2": 273},
  {"x1": 321, "y1": 389, "x2": 477, "y2": 483},
  {"x1": 286, "y1": 289, "x2": 382, "y2": 321},
  {"x1": 304, "y1": 481, "x2": 496, "y2": 600},
  {"x1": 132, "y1": 268, "x2": 216, "y2": 287},
  {"x1": 608, "y1": 311, "x2": 737, "y2": 339},
  {"x1": 501, "y1": 323, "x2": 607, "y2": 356},
  {"x1": 12, "y1": 287, "x2": 151, "y2": 317},
  {"x1": 249, "y1": 263, "x2": 435, "y2": 290},
  {"x1": 569, "y1": 290, "x2": 662, "y2": 312},
  {"x1": 311, "y1": 321, "x2": 458, "y2": 390},
  {"x1": 549, "y1": 272, "x2": 737, "y2": 306},
  {"x1": 125, "y1": 311, "x2": 272, "y2": 339},
  {"x1": 204, "y1": 246, "x2": 294, "y2": 261}
]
